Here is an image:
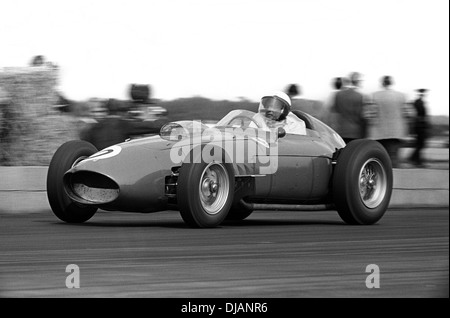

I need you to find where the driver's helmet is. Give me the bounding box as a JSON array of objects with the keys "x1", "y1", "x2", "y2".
[{"x1": 258, "y1": 91, "x2": 291, "y2": 121}]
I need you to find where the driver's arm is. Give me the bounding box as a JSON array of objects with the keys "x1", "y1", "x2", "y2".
[
  {"x1": 252, "y1": 112, "x2": 270, "y2": 130},
  {"x1": 248, "y1": 121, "x2": 258, "y2": 129},
  {"x1": 284, "y1": 113, "x2": 307, "y2": 135}
]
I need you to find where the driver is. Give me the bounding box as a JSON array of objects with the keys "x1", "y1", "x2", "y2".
[{"x1": 258, "y1": 91, "x2": 306, "y2": 135}]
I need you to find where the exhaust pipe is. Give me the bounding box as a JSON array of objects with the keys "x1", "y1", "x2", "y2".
[{"x1": 239, "y1": 199, "x2": 334, "y2": 211}]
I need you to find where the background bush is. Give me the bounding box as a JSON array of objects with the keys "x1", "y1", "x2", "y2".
[{"x1": 0, "y1": 67, "x2": 80, "y2": 165}]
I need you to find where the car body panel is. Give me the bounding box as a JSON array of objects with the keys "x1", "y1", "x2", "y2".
[{"x1": 63, "y1": 110, "x2": 345, "y2": 212}]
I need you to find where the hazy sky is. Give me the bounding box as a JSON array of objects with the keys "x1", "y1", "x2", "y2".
[{"x1": 1, "y1": 0, "x2": 449, "y2": 115}]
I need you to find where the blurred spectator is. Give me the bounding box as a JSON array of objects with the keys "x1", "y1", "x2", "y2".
[
  {"x1": 324, "y1": 77, "x2": 348, "y2": 129},
  {"x1": 130, "y1": 84, "x2": 152, "y2": 103},
  {"x1": 127, "y1": 83, "x2": 168, "y2": 121},
  {"x1": 367, "y1": 76, "x2": 408, "y2": 168},
  {"x1": 332, "y1": 72, "x2": 367, "y2": 143},
  {"x1": 333, "y1": 77, "x2": 344, "y2": 90},
  {"x1": 30, "y1": 55, "x2": 45, "y2": 67},
  {"x1": 286, "y1": 83, "x2": 301, "y2": 99},
  {"x1": 79, "y1": 98, "x2": 166, "y2": 150},
  {"x1": 401, "y1": 101, "x2": 417, "y2": 135},
  {"x1": 409, "y1": 89, "x2": 430, "y2": 167},
  {"x1": 29, "y1": 55, "x2": 58, "y2": 69},
  {"x1": 285, "y1": 83, "x2": 324, "y2": 120}
]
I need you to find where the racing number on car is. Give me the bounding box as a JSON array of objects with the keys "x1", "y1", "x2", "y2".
[{"x1": 84, "y1": 145, "x2": 122, "y2": 162}]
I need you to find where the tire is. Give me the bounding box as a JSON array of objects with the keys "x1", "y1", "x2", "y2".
[
  {"x1": 225, "y1": 205, "x2": 253, "y2": 221},
  {"x1": 47, "y1": 140, "x2": 98, "y2": 223},
  {"x1": 332, "y1": 139, "x2": 393, "y2": 225},
  {"x1": 178, "y1": 161, "x2": 234, "y2": 228}
]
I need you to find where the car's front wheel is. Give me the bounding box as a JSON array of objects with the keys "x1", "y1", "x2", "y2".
[
  {"x1": 332, "y1": 139, "x2": 393, "y2": 225},
  {"x1": 47, "y1": 140, "x2": 98, "y2": 223},
  {"x1": 178, "y1": 161, "x2": 234, "y2": 228}
]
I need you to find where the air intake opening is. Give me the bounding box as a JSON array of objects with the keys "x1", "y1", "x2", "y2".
[{"x1": 66, "y1": 172, "x2": 119, "y2": 204}]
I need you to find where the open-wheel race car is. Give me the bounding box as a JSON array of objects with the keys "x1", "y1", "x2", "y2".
[{"x1": 47, "y1": 108, "x2": 393, "y2": 228}]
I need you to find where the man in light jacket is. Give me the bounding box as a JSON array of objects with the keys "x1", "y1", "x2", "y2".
[{"x1": 368, "y1": 76, "x2": 408, "y2": 168}]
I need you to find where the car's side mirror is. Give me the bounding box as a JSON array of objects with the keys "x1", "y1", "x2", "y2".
[{"x1": 277, "y1": 127, "x2": 286, "y2": 139}]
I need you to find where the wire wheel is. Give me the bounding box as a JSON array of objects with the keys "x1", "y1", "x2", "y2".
[
  {"x1": 199, "y1": 162, "x2": 230, "y2": 215},
  {"x1": 358, "y1": 158, "x2": 387, "y2": 209}
]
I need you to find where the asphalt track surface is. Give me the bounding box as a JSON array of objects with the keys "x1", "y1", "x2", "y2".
[{"x1": 0, "y1": 208, "x2": 448, "y2": 298}]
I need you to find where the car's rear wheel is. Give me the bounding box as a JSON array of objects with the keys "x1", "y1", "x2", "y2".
[
  {"x1": 178, "y1": 161, "x2": 234, "y2": 228},
  {"x1": 47, "y1": 140, "x2": 98, "y2": 223},
  {"x1": 332, "y1": 139, "x2": 393, "y2": 225}
]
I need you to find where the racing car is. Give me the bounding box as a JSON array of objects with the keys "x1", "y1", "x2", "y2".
[{"x1": 47, "y1": 109, "x2": 393, "y2": 228}]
